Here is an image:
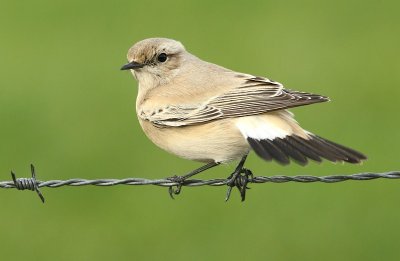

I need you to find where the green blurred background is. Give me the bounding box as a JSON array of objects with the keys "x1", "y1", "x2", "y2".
[{"x1": 1, "y1": 0, "x2": 399, "y2": 260}]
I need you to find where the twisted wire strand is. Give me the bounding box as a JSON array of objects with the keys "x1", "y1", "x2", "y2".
[
  {"x1": 1, "y1": 171, "x2": 400, "y2": 189},
  {"x1": 1, "y1": 166, "x2": 399, "y2": 203}
]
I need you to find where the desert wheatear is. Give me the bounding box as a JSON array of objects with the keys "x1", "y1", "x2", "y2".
[{"x1": 121, "y1": 38, "x2": 366, "y2": 200}]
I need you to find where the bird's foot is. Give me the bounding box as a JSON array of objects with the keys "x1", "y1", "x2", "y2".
[
  {"x1": 167, "y1": 175, "x2": 186, "y2": 199},
  {"x1": 166, "y1": 162, "x2": 220, "y2": 199},
  {"x1": 225, "y1": 168, "x2": 253, "y2": 202}
]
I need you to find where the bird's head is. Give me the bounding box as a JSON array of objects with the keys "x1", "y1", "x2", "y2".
[{"x1": 121, "y1": 38, "x2": 186, "y2": 87}]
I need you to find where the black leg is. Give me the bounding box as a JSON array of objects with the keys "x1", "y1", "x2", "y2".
[
  {"x1": 225, "y1": 154, "x2": 253, "y2": 202},
  {"x1": 167, "y1": 161, "x2": 220, "y2": 198}
]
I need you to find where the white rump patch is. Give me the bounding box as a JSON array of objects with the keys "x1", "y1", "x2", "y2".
[{"x1": 235, "y1": 115, "x2": 292, "y2": 140}]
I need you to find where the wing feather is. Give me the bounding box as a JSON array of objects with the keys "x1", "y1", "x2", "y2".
[{"x1": 142, "y1": 76, "x2": 329, "y2": 127}]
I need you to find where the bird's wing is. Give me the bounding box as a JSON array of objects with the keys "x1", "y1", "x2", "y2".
[
  {"x1": 140, "y1": 76, "x2": 329, "y2": 127},
  {"x1": 139, "y1": 103, "x2": 223, "y2": 127}
]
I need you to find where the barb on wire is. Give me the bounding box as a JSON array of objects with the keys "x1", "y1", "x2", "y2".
[
  {"x1": 1, "y1": 164, "x2": 400, "y2": 203},
  {"x1": 10, "y1": 164, "x2": 45, "y2": 203}
]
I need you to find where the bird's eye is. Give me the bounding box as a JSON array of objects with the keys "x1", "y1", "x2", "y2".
[{"x1": 157, "y1": 53, "x2": 168, "y2": 63}]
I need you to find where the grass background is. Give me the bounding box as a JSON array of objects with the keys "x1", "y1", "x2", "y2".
[{"x1": 1, "y1": 0, "x2": 399, "y2": 260}]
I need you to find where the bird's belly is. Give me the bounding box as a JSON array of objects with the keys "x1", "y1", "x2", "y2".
[{"x1": 139, "y1": 119, "x2": 249, "y2": 163}]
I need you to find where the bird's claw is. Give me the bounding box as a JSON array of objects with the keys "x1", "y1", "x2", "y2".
[
  {"x1": 167, "y1": 175, "x2": 185, "y2": 199},
  {"x1": 225, "y1": 168, "x2": 253, "y2": 202}
]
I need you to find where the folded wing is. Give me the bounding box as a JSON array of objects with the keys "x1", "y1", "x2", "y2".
[{"x1": 142, "y1": 76, "x2": 329, "y2": 127}]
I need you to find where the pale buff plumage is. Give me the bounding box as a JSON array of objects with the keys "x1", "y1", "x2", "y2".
[{"x1": 121, "y1": 38, "x2": 366, "y2": 166}]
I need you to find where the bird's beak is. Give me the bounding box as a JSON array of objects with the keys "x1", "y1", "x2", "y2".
[{"x1": 120, "y1": 61, "x2": 144, "y2": 70}]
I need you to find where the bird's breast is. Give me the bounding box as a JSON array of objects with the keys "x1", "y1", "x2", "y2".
[{"x1": 137, "y1": 117, "x2": 249, "y2": 163}]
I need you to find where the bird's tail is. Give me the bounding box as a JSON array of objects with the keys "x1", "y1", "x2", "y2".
[
  {"x1": 236, "y1": 111, "x2": 366, "y2": 166},
  {"x1": 247, "y1": 134, "x2": 367, "y2": 166}
]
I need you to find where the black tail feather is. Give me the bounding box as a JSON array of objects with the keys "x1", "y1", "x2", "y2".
[
  {"x1": 272, "y1": 138, "x2": 308, "y2": 165},
  {"x1": 285, "y1": 136, "x2": 322, "y2": 162},
  {"x1": 247, "y1": 135, "x2": 367, "y2": 165},
  {"x1": 247, "y1": 138, "x2": 273, "y2": 161},
  {"x1": 260, "y1": 140, "x2": 290, "y2": 165},
  {"x1": 314, "y1": 135, "x2": 367, "y2": 162}
]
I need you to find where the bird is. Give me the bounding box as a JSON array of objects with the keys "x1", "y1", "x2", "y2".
[{"x1": 121, "y1": 38, "x2": 366, "y2": 200}]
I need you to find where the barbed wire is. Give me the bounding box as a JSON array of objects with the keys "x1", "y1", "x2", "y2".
[{"x1": 1, "y1": 164, "x2": 400, "y2": 203}]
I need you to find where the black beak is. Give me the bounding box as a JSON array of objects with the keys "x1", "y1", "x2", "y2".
[{"x1": 120, "y1": 61, "x2": 144, "y2": 70}]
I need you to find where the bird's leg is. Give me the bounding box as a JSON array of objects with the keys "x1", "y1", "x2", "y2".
[
  {"x1": 225, "y1": 154, "x2": 253, "y2": 202},
  {"x1": 167, "y1": 161, "x2": 220, "y2": 198}
]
